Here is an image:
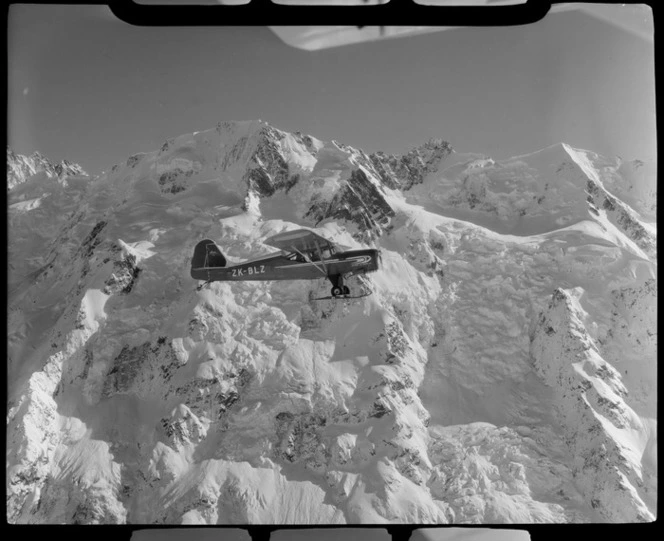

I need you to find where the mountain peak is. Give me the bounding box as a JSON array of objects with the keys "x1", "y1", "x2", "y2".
[
  {"x1": 418, "y1": 137, "x2": 453, "y2": 151},
  {"x1": 213, "y1": 118, "x2": 276, "y2": 138},
  {"x1": 367, "y1": 137, "x2": 453, "y2": 192},
  {"x1": 506, "y1": 141, "x2": 578, "y2": 162},
  {"x1": 7, "y1": 148, "x2": 88, "y2": 191}
]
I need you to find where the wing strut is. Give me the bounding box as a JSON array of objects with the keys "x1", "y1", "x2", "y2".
[
  {"x1": 314, "y1": 240, "x2": 328, "y2": 274},
  {"x1": 292, "y1": 246, "x2": 328, "y2": 277}
]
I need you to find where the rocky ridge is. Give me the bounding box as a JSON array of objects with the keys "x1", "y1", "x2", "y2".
[
  {"x1": 530, "y1": 286, "x2": 656, "y2": 522},
  {"x1": 7, "y1": 147, "x2": 87, "y2": 191}
]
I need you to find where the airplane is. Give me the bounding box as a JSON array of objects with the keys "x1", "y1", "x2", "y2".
[{"x1": 190, "y1": 228, "x2": 381, "y2": 299}]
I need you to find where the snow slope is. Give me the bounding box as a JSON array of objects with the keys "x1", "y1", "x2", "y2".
[{"x1": 6, "y1": 121, "x2": 656, "y2": 524}]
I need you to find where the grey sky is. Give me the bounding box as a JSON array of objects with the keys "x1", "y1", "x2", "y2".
[{"x1": 8, "y1": 5, "x2": 655, "y2": 175}]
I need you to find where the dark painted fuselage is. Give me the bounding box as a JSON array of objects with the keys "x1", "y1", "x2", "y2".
[{"x1": 191, "y1": 249, "x2": 379, "y2": 283}]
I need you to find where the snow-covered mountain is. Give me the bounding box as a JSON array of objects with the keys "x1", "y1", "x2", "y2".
[
  {"x1": 7, "y1": 120, "x2": 657, "y2": 524},
  {"x1": 7, "y1": 148, "x2": 87, "y2": 191}
]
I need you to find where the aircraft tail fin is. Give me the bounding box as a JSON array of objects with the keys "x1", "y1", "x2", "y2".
[{"x1": 191, "y1": 239, "x2": 226, "y2": 278}]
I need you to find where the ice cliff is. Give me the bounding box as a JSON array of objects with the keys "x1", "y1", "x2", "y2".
[{"x1": 7, "y1": 120, "x2": 656, "y2": 524}]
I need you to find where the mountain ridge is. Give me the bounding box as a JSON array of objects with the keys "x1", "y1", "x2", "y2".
[
  {"x1": 7, "y1": 147, "x2": 87, "y2": 191},
  {"x1": 7, "y1": 120, "x2": 657, "y2": 524}
]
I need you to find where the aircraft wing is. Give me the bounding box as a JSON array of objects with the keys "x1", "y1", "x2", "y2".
[{"x1": 264, "y1": 228, "x2": 337, "y2": 253}]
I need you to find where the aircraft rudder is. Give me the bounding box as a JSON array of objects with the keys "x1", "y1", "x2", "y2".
[{"x1": 191, "y1": 239, "x2": 227, "y2": 276}]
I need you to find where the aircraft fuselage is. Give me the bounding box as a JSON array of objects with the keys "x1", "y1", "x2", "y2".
[{"x1": 191, "y1": 248, "x2": 379, "y2": 283}]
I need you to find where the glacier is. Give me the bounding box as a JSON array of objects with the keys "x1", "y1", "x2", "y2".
[{"x1": 6, "y1": 120, "x2": 657, "y2": 524}]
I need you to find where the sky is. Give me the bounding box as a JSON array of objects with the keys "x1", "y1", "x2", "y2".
[{"x1": 8, "y1": 4, "x2": 655, "y2": 175}]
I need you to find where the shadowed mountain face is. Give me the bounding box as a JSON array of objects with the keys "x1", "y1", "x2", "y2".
[{"x1": 7, "y1": 120, "x2": 656, "y2": 524}]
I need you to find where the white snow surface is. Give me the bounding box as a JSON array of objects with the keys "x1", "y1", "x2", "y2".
[{"x1": 7, "y1": 121, "x2": 657, "y2": 524}]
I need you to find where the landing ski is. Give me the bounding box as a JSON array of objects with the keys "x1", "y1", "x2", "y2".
[{"x1": 310, "y1": 291, "x2": 372, "y2": 301}]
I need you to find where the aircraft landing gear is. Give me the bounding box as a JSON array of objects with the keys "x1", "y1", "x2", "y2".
[
  {"x1": 330, "y1": 274, "x2": 346, "y2": 298},
  {"x1": 329, "y1": 276, "x2": 353, "y2": 297},
  {"x1": 196, "y1": 280, "x2": 212, "y2": 292},
  {"x1": 311, "y1": 274, "x2": 371, "y2": 301}
]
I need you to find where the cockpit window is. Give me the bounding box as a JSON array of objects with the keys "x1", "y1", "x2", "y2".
[
  {"x1": 285, "y1": 248, "x2": 333, "y2": 262},
  {"x1": 287, "y1": 252, "x2": 306, "y2": 262}
]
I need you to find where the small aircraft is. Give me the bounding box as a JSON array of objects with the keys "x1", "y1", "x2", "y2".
[{"x1": 190, "y1": 229, "x2": 381, "y2": 299}]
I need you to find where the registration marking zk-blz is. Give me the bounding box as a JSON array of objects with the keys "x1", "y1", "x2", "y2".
[{"x1": 232, "y1": 265, "x2": 266, "y2": 277}]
